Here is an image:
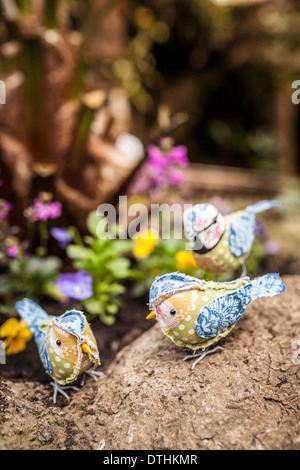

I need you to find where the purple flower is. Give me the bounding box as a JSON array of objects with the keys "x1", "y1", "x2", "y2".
[
  {"x1": 33, "y1": 198, "x2": 50, "y2": 220},
  {"x1": 50, "y1": 227, "x2": 72, "y2": 248},
  {"x1": 129, "y1": 141, "x2": 189, "y2": 198},
  {"x1": 168, "y1": 145, "x2": 189, "y2": 167},
  {"x1": 169, "y1": 167, "x2": 186, "y2": 186},
  {"x1": 0, "y1": 199, "x2": 13, "y2": 222},
  {"x1": 147, "y1": 144, "x2": 189, "y2": 169},
  {"x1": 56, "y1": 271, "x2": 93, "y2": 300},
  {"x1": 6, "y1": 244, "x2": 19, "y2": 258},
  {"x1": 47, "y1": 202, "x2": 62, "y2": 219},
  {"x1": 25, "y1": 197, "x2": 62, "y2": 222}
]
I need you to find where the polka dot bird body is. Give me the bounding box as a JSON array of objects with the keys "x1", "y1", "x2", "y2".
[
  {"x1": 148, "y1": 272, "x2": 285, "y2": 368},
  {"x1": 15, "y1": 299, "x2": 102, "y2": 402},
  {"x1": 184, "y1": 200, "x2": 279, "y2": 274}
]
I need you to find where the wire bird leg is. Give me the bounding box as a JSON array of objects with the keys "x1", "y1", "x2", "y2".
[
  {"x1": 183, "y1": 346, "x2": 224, "y2": 370},
  {"x1": 240, "y1": 263, "x2": 247, "y2": 278},
  {"x1": 80, "y1": 370, "x2": 105, "y2": 387},
  {"x1": 50, "y1": 381, "x2": 80, "y2": 404}
]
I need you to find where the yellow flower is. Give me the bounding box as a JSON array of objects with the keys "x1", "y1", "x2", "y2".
[
  {"x1": 175, "y1": 251, "x2": 198, "y2": 270},
  {"x1": 0, "y1": 318, "x2": 32, "y2": 355},
  {"x1": 133, "y1": 230, "x2": 159, "y2": 258}
]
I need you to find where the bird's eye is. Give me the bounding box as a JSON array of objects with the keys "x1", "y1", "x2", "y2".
[
  {"x1": 170, "y1": 309, "x2": 176, "y2": 315},
  {"x1": 56, "y1": 340, "x2": 61, "y2": 346}
]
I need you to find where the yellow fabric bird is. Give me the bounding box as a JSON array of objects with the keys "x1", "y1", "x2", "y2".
[
  {"x1": 147, "y1": 272, "x2": 285, "y2": 369},
  {"x1": 183, "y1": 200, "x2": 279, "y2": 275},
  {"x1": 15, "y1": 299, "x2": 104, "y2": 403}
]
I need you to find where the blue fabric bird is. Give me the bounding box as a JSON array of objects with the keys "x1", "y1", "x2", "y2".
[
  {"x1": 15, "y1": 299, "x2": 103, "y2": 403},
  {"x1": 184, "y1": 200, "x2": 279, "y2": 275},
  {"x1": 147, "y1": 272, "x2": 285, "y2": 369}
]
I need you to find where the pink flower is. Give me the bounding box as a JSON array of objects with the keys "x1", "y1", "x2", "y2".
[
  {"x1": 47, "y1": 202, "x2": 62, "y2": 219},
  {"x1": 6, "y1": 245, "x2": 19, "y2": 258},
  {"x1": 0, "y1": 199, "x2": 13, "y2": 222},
  {"x1": 25, "y1": 197, "x2": 62, "y2": 221},
  {"x1": 33, "y1": 199, "x2": 50, "y2": 220}
]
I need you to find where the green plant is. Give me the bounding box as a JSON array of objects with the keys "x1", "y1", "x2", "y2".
[
  {"x1": 0, "y1": 256, "x2": 62, "y2": 313},
  {"x1": 0, "y1": 192, "x2": 64, "y2": 314},
  {"x1": 65, "y1": 212, "x2": 136, "y2": 324}
]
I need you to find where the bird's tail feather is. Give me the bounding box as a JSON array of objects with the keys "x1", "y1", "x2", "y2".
[
  {"x1": 245, "y1": 200, "x2": 279, "y2": 215},
  {"x1": 248, "y1": 273, "x2": 286, "y2": 300},
  {"x1": 15, "y1": 298, "x2": 48, "y2": 340}
]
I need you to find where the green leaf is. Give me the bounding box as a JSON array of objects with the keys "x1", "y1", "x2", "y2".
[
  {"x1": 66, "y1": 245, "x2": 93, "y2": 260},
  {"x1": 84, "y1": 299, "x2": 104, "y2": 315},
  {"x1": 106, "y1": 258, "x2": 131, "y2": 278},
  {"x1": 106, "y1": 303, "x2": 119, "y2": 315},
  {"x1": 42, "y1": 283, "x2": 67, "y2": 302},
  {"x1": 87, "y1": 211, "x2": 103, "y2": 237},
  {"x1": 25, "y1": 256, "x2": 61, "y2": 275}
]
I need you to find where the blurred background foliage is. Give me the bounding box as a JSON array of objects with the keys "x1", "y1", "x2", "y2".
[
  {"x1": 1, "y1": 0, "x2": 300, "y2": 179},
  {"x1": 0, "y1": 0, "x2": 300, "y2": 322}
]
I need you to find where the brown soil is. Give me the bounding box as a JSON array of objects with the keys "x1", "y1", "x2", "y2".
[{"x1": 0, "y1": 275, "x2": 299, "y2": 450}]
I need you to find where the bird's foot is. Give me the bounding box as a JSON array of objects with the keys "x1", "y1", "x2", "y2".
[
  {"x1": 50, "y1": 381, "x2": 80, "y2": 404},
  {"x1": 182, "y1": 346, "x2": 224, "y2": 370},
  {"x1": 80, "y1": 370, "x2": 105, "y2": 387}
]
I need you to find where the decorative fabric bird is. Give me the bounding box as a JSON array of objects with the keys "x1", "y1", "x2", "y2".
[
  {"x1": 147, "y1": 272, "x2": 285, "y2": 369},
  {"x1": 15, "y1": 299, "x2": 103, "y2": 403},
  {"x1": 183, "y1": 200, "x2": 279, "y2": 275}
]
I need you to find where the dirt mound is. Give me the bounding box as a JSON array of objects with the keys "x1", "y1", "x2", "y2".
[{"x1": 0, "y1": 275, "x2": 299, "y2": 450}]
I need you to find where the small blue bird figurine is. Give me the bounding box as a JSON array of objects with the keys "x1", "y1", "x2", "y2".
[
  {"x1": 147, "y1": 272, "x2": 285, "y2": 369},
  {"x1": 15, "y1": 299, "x2": 104, "y2": 403},
  {"x1": 184, "y1": 200, "x2": 279, "y2": 275}
]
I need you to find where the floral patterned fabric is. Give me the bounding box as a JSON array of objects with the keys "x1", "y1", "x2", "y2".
[
  {"x1": 15, "y1": 299, "x2": 101, "y2": 386},
  {"x1": 184, "y1": 200, "x2": 279, "y2": 274},
  {"x1": 149, "y1": 272, "x2": 285, "y2": 351}
]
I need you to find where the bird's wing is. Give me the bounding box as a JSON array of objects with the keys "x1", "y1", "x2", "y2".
[
  {"x1": 15, "y1": 299, "x2": 52, "y2": 374},
  {"x1": 228, "y1": 212, "x2": 256, "y2": 258},
  {"x1": 195, "y1": 284, "x2": 253, "y2": 339},
  {"x1": 195, "y1": 273, "x2": 285, "y2": 339}
]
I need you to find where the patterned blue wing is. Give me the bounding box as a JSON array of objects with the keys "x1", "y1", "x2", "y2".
[
  {"x1": 195, "y1": 273, "x2": 285, "y2": 339},
  {"x1": 15, "y1": 299, "x2": 52, "y2": 374},
  {"x1": 195, "y1": 284, "x2": 253, "y2": 339},
  {"x1": 228, "y1": 212, "x2": 256, "y2": 258},
  {"x1": 149, "y1": 272, "x2": 205, "y2": 308}
]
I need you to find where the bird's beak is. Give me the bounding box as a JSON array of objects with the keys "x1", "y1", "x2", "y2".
[
  {"x1": 81, "y1": 343, "x2": 93, "y2": 355},
  {"x1": 146, "y1": 311, "x2": 156, "y2": 320}
]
